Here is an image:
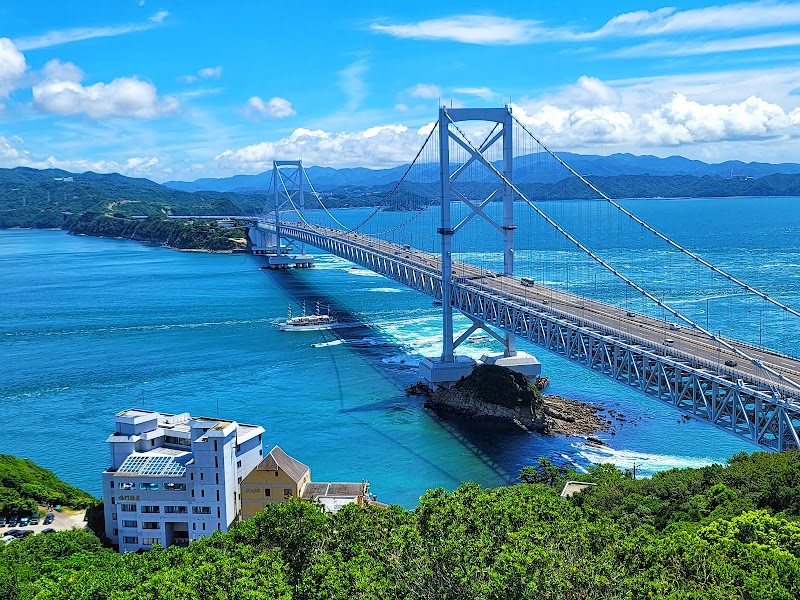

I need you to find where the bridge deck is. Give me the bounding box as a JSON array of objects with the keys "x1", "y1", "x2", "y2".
[
  {"x1": 256, "y1": 219, "x2": 800, "y2": 448},
  {"x1": 275, "y1": 222, "x2": 800, "y2": 397}
]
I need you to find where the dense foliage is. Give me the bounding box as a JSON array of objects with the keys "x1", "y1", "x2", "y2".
[
  {"x1": 68, "y1": 213, "x2": 250, "y2": 251},
  {"x1": 0, "y1": 455, "x2": 96, "y2": 515},
  {"x1": 453, "y1": 363, "x2": 543, "y2": 410},
  {"x1": 2, "y1": 450, "x2": 800, "y2": 598}
]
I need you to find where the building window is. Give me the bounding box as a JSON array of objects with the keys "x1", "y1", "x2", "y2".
[
  {"x1": 265, "y1": 489, "x2": 271, "y2": 497},
  {"x1": 192, "y1": 523, "x2": 196, "y2": 531},
  {"x1": 217, "y1": 507, "x2": 221, "y2": 518},
  {"x1": 151, "y1": 440, "x2": 155, "y2": 447},
  {"x1": 113, "y1": 528, "x2": 118, "y2": 536},
  {"x1": 237, "y1": 476, "x2": 242, "y2": 484},
  {"x1": 111, "y1": 512, "x2": 117, "y2": 520},
  {"x1": 110, "y1": 498, "x2": 116, "y2": 505},
  {"x1": 191, "y1": 490, "x2": 195, "y2": 498},
  {"x1": 122, "y1": 536, "x2": 138, "y2": 544},
  {"x1": 259, "y1": 449, "x2": 263, "y2": 456},
  {"x1": 214, "y1": 440, "x2": 218, "y2": 452},
  {"x1": 236, "y1": 460, "x2": 242, "y2": 468},
  {"x1": 122, "y1": 520, "x2": 137, "y2": 528},
  {"x1": 258, "y1": 434, "x2": 262, "y2": 443},
  {"x1": 200, "y1": 472, "x2": 204, "y2": 481},
  {"x1": 284, "y1": 489, "x2": 292, "y2": 497},
  {"x1": 163, "y1": 482, "x2": 186, "y2": 491},
  {"x1": 215, "y1": 456, "x2": 218, "y2": 468},
  {"x1": 190, "y1": 473, "x2": 194, "y2": 481},
  {"x1": 142, "y1": 522, "x2": 160, "y2": 530},
  {"x1": 216, "y1": 490, "x2": 220, "y2": 502},
  {"x1": 164, "y1": 506, "x2": 187, "y2": 514},
  {"x1": 140, "y1": 482, "x2": 159, "y2": 491},
  {"x1": 202, "y1": 523, "x2": 206, "y2": 531},
  {"x1": 215, "y1": 473, "x2": 219, "y2": 485},
  {"x1": 142, "y1": 537, "x2": 160, "y2": 546},
  {"x1": 118, "y1": 482, "x2": 135, "y2": 491},
  {"x1": 236, "y1": 444, "x2": 241, "y2": 453},
  {"x1": 191, "y1": 506, "x2": 211, "y2": 514},
  {"x1": 120, "y1": 504, "x2": 136, "y2": 512},
  {"x1": 201, "y1": 489, "x2": 205, "y2": 498},
  {"x1": 110, "y1": 481, "x2": 114, "y2": 489},
  {"x1": 141, "y1": 506, "x2": 160, "y2": 514}
]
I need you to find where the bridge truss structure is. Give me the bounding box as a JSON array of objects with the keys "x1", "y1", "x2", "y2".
[{"x1": 253, "y1": 106, "x2": 800, "y2": 451}]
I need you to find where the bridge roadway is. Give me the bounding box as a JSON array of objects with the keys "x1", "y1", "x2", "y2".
[{"x1": 257, "y1": 219, "x2": 800, "y2": 449}]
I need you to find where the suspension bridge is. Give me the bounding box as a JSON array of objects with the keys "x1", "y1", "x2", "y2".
[{"x1": 245, "y1": 106, "x2": 800, "y2": 451}]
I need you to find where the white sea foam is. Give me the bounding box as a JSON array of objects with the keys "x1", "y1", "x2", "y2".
[
  {"x1": 367, "y1": 287, "x2": 402, "y2": 293},
  {"x1": 574, "y1": 442, "x2": 720, "y2": 475},
  {"x1": 311, "y1": 340, "x2": 344, "y2": 348},
  {"x1": 347, "y1": 268, "x2": 385, "y2": 278}
]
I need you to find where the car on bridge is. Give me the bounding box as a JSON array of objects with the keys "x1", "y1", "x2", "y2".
[{"x1": 725, "y1": 360, "x2": 738, "y2": 367}]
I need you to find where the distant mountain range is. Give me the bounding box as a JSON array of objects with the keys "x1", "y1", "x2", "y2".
[{"x1": 164, "y1": 152, "x2": 800, "y2": 193}]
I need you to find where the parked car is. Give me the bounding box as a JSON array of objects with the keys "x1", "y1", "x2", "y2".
[
  {"x1": 43, "y1": 513, "x2": 55, "y2": 525},
  {"x1": 669, "y1": 323, "x2": 681, "y2": 331},
  {"x1": 41, "y1": 528, "x2": 55, "y2": 535},
  {"x1": 29, "y1": 515, "x2": 39, "y2": 525},
  {"x1": 8, "y1": 517, "x2": 18, "y2": 527},
  {"x1": 725, "y1": 359, "x2": 737, "y2": 367},
  {"x1": 0, "y1": 516, "x2": 6, "y2": 527},
  {"x1": 18, "y1": 516, "x2": 29, "y2": 526},
  {"x1": 17, "y1": 530, "x2": 34, "y2": 538},
  {"x1": 4, "y1": 529, "x2": 23, "y2": 538},
  {"x1": 1, "y1": 535, "x2": 16, "y2": 544}
]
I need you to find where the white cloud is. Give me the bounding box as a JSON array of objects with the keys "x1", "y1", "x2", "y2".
[
  {"x1": 590, "y1": 1, "x2": 800, "y2": 37},
  {"x1": 610, "y1": 31, "x2": 800, "y2": 58},
  {"x1": 454, "y1": 87, "x2": 498, "y2": 100},
  {"x1": 198, "y1": 66, "x2": 222, "y2": 79},
  {"x1": 338, "y1": 59, "x2": 368, "y2": 111},
  {"x1": 511, "y1": 91, "x2": 800, "y2": 149},
  {"x1": 138, "y1": 0, "x2": 146, "y2": 6},
  {"x1": 408, "y1": 83, "x2": 441, "y2": 99},
  {"x1": 13, "y1": 12, "x2": 169, "y2": 50},
  {"x1": 149, "y1": 10, "x2": 169, "y2": 24},
  {"x1": 371, "y1": 15, "x2": 549, "y2": 45},
  {"x1": 179, "y1": 66, "x2": 223, "y2": 84},
  {"x1": 244, "y1": 96, "x2": 296, "y2": 119},
  {"x1": 215, "y1": 123, "x2": 435, "y2": 170},
  {"x1": 0, "y1": 134, "x2": 167, "y2": 178},
  {"x1": 33, "y1": 59, "x2": 180, "y2": 119},
  {"x1": 371, "y1": 3, "x2": 800, "y2": 54},
  {"x1": 0, "y1": 38, "x2": 27, "y2": 97}
]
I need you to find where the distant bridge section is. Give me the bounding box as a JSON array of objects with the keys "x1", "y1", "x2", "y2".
[{"x1": 257, "y1": 218, "x2": 800, "y2": 451}]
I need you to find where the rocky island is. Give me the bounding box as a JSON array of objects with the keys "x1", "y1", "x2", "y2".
[{"x1": 412, "y1": 364, "x2": 609, "y2": 437}]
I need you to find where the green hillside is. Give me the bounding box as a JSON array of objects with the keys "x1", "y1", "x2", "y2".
[
  {"x1": 2, "y1": 450, "x2": 799, "y2": 599},
  {"x1": 0, "y1": 455, "x2": 96, "y2": 515}
]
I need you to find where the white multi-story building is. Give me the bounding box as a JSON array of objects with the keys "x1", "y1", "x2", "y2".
[{"x1": 102, "y1": 409, "x2": 265, "y2": 553}]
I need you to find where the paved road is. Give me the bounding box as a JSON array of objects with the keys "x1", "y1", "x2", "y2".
[{"x1": 277, "y1": 222, "x2": 800, "y2": 398}]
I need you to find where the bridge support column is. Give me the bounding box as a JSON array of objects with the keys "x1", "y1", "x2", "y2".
[{"x1": 420, "y1": 106, "x2": 540, "y2": 388}]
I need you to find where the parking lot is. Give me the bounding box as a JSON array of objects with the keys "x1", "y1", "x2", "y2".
[{"x1": 2, "y1": 509, "x2": 88, "y2": 542}]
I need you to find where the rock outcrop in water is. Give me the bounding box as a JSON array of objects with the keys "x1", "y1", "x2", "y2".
[{"x1": 418, "y1": 364, "x2": 608, "y2": 437}]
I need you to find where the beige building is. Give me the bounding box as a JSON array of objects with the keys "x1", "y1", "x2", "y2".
[{"x1": 240, "y1": 445, "x2": 371, "y2": 518}]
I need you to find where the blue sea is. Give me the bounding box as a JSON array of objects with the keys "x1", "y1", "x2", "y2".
[{"x1": 2, "y1": 196, "x2": 800, "y2": 507}]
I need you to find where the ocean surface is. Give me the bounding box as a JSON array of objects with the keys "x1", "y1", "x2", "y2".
[{"x1": 2, "y1": 196, "x2": 799, "y2": 507}]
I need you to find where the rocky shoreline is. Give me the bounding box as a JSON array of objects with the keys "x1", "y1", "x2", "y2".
[{"x1": 406, "y1": 370, "x2": 610, "y2": 438}]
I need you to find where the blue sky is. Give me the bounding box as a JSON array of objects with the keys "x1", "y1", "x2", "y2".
[{"x1": 1, "y1": 0, "x2": 800, "y2": 181}]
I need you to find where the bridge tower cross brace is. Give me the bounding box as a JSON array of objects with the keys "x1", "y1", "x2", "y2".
[
  {"x1": 422, "y1": 106, "x2": 540, "y2": 387},
  {"x1": 272, "y1": 160, "x2": 306, "y2": 255},
  {"x1": 439, "y1": 106, "x2": 517, "y2": 362}
]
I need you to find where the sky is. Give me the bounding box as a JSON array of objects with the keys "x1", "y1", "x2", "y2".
[{"x1": 1, "y1": 0, "x2": 800, "y2": 182}]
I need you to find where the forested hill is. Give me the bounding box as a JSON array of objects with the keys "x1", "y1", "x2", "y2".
[
  {"x1": 1, "y1": 450, "x2": 800, "y2": 598},
  {"x1": 3, "y1": 166, "x2": 800, "y2": 235},
  {"x1": 0, "y1": 167, "x2": 266, "y2": 229}
]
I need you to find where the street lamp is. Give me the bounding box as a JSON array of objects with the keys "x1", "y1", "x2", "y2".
[{"x1": 748, "y1": 309, "x2": 763, "y2": 347}]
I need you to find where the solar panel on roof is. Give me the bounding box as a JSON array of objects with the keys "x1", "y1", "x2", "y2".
[{"x1": 117, "y1": 453, "x2": 187, "y2": 476}]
